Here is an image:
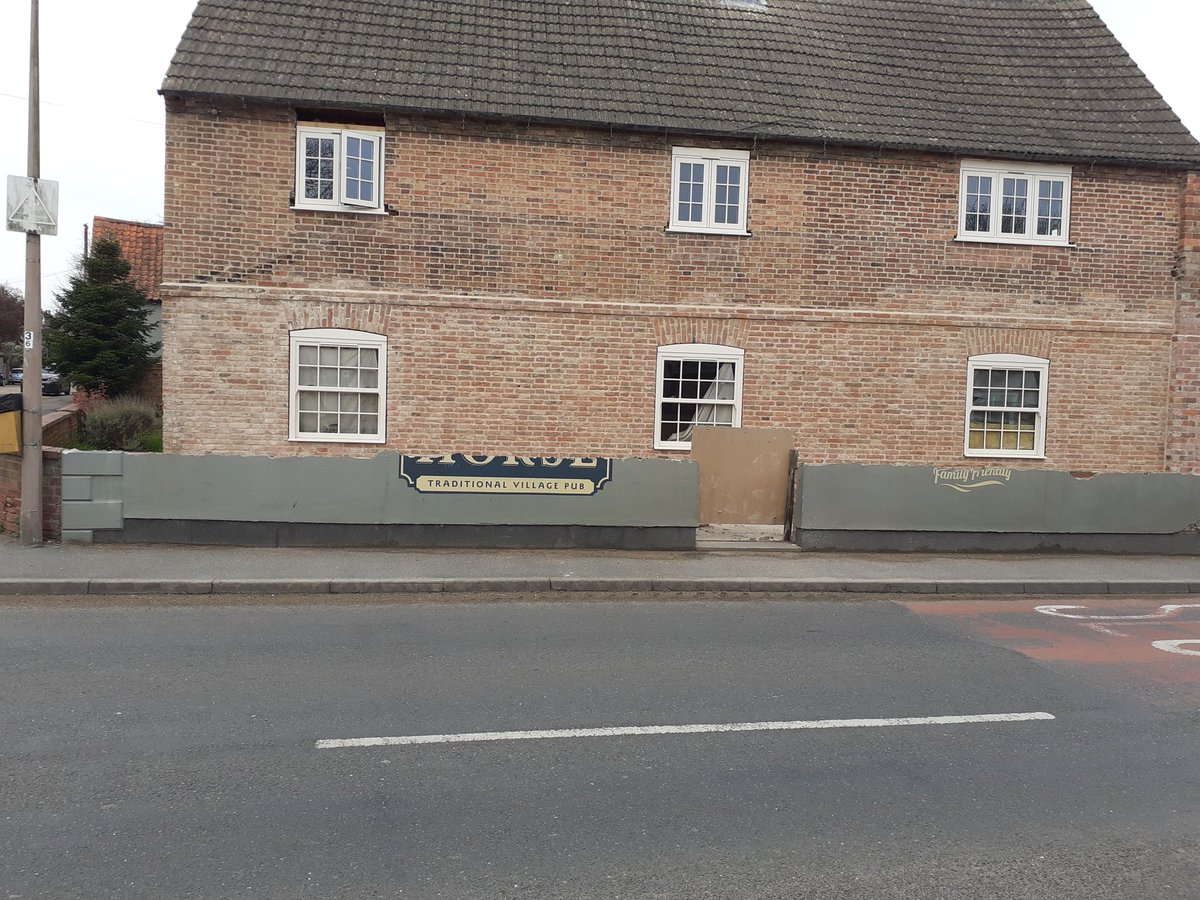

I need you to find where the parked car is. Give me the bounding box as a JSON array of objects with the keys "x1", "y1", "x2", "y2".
[
  {"x1": 40, "y1": 370, "x2": 64, "y2": 396},
  {"x1": 8, "y1": 368, "x2": 22, "y2": 386}
]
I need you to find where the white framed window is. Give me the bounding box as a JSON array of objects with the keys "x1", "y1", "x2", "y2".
[
  {"x1": 655, "y1": 344, "x2": 744, "y2": 450},
  {"x1": 294, "y1": 125, "x2": 384, "y2": 212},
  {"x1": 668, "y1": 148, "x2": 750, "y2": 235},
  {"x1": 964, "y1": 353, "x2": 1048, "y2": 458},
  {"x1": 289, "y1": 328, "x2": 387, "y2": 443},
  {"x1": 957, "y1": 161, "x2": 1071, "y2": 246}
]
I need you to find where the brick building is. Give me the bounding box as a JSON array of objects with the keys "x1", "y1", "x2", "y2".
[{"x1": 159, "y1": 0, "x2": 1200, "y2": 476}]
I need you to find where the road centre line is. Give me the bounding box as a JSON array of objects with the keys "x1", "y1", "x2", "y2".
[{"x1": 315, "y1": 711, "x2": 1056, "y2": 750}]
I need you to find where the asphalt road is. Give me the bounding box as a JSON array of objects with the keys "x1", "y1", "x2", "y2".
[
  {"x1": 1, "y1": 594, "x2": 1197, "y2": 899},
  {"x1": 0, "y1": 383, "x2": 72, "y2": 413}
]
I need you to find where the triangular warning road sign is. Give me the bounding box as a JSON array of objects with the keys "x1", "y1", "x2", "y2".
[{"x1": 6, "y1": 175, "x2": 59, "y2": 235}]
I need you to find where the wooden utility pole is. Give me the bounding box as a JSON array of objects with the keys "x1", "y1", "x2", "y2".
[{"x1": 20, "y1": 0, "x2": 43, "y2": 545}]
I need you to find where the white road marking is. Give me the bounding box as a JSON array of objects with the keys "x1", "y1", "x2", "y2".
[
  {"x1": 1035, "y1": 604, "x2": 1200, "y2": 622},
  {"x1": 1151, "y1": 640, "x2": 1200, "y2": 657},
  {"x1": 315, "y1": 711, "x2": 1056, "y2": 750},
  {"x1": 1083, "y1": 623, "x2": 1129, "y2": 637}
]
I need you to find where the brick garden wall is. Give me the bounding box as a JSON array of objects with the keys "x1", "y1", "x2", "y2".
[
  {"x1": 0, "y1": 449, "x2": 62, "y2": 540},
  {"x1": 161, "y1": 99, "x2": 1193, "y2": 471}
]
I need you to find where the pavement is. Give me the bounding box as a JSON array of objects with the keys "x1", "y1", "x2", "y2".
[{"x1": 3, "y1": 531, "x2": 1200, "y2": 596}]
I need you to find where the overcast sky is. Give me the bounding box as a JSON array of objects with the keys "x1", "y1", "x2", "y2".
[{"x1": 2, "y1": 0, "x2": 1199, "y2": 302}]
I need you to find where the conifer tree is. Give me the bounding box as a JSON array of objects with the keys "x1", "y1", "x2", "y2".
[{"x1": 44, "y1": 237, "x2": 159, "y2": 395}]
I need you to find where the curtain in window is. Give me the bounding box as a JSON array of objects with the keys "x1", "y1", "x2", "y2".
[{"x1": 666, "y1": 361, "x2": 735, "y2": 443}]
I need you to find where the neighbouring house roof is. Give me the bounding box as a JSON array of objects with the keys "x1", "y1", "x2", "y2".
[
  {"x1": 160, "y1": 0, "x2": 1200, "y2": 168},
  {"x1": 92, "y1": 217, "x2": 164, "y2": 302}
]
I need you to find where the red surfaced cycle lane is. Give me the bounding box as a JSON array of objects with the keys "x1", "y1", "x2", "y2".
[{"x1": 903, "y1": 597, "x2": 1200, "y2": 709}]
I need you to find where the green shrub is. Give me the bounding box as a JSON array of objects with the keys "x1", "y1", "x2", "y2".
[{"x1": 76, "y1": 396, "x2": 162, "y2": 452}]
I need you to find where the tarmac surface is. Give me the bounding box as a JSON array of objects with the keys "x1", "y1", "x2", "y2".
[{"x1": 3, "y1": 532, "x2": 1200, "y2": 596}]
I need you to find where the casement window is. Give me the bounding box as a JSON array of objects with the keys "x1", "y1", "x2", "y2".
[
  {"x1": 294, "y1": 125, "x2": 384, "y2": 212},
  {"x1": 655, "y1": 344, "x2": 744, "y2": 450},
  {"x1": 964, "y1": 353, "x2": 1048, "y2": 458},
  {"x1": 289, "y1": 329, "x2": 386, "y2": 443},
  {"x1": 957, "y1": 161, "x2": 1071, "y2": 246},
  {"x1": 668, "y1": 148, "x2": 750, "y2": 235}
]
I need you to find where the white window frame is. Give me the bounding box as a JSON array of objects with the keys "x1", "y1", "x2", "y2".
[
  {"x1": 294, "y1": 124, "x2": 385, "y2": 213},
  {"x1": 289, "y1": 328, "x2": 387, "y2": 444},
  {"x1": 654, "y1": 343, "x2": 745, "y2": 451},
  {"x1": 957, "y1": 160, "x2": 1071, "y2": 246},
  {"x1": 964, "y1": 353, "x2": 1049, "y2": 459},
  {"x1": 667, "y1": 148, "x2": 751, "y2": 235}
]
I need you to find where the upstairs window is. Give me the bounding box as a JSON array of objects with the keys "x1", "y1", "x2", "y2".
[
  {"x1": 958, "y1": 161, "x2": 1070, "y2": 246},
  {"x1": 964, "y1": 353, "x2": 1049, "y2": 458},
  {"x1": 655, "y1": 344, "x2": 744, "y2": 450},
  {"x1": 289, "y1": 329, "x2": 387, "y2": 443},
  {"x1": 294, "y1": 125, "x2": 384, "y2": 212},
  {"x1": 668, "y1": 148, "x2": 750, "y2": 235}
]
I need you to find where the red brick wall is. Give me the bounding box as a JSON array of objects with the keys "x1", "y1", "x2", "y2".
[
  {"x1": 162, "y1": 99, "x2": 1194, "y2": 471},
  {"x1": 0, "y1": 450, "x2": 61, "y2": 540}
]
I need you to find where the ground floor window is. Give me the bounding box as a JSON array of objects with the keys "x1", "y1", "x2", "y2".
[
  {"x1": 655, "y1": 343, "x2": 744, "y2": 450},
  {"x1": 964, "y1": 353, "x2": 1048, "y2": 458},
  {"x1": 289, "y1": 328, "x2": 387, "y2": 443}
]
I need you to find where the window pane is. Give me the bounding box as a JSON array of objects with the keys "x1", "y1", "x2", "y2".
[
  {"x1": 298, "y1": 390, "x2": 319, "y2": 412},
  {"x1": 714, "y1": 163, "x2": 741, "y2": 227},
  {"x1": 319, "y1": 393, "x2": 339, "y2": 412},
  {"x1": 339, "y1": 369, "x2": 359, "y2": 388},
  {"x1": 676, "y1": 160, "x2": 704, "y2": 224},
  {"x1": 299, "y1": 412, "x2": 318, "y2": 433},
  {"x1": 318, "y1": 413, "x2": 338, "y2": 433},
  {"x1": 360, "y1": 369, "x2": 379, "y2": 389},
  {"x1": 360, "y1": 415, "x2": 378, "y2": 435},
  {"x1": 361, "y1": 394, "x2": 379, "y2": 414},
  {"x1": 318, "y1": 368, "x2": 338, "y2": 387},
  {"x1": 339, "y1": 414, "x2": 358, "y2": 434},
  {"x1": 298, "y1": 365, "x2": 318, "y2": 386},
  {"x1": 1001, "y1": 178, "x2": 1029, "y2": 234},
  {"x1": 963, "y1": 175, "x2": 992, "y2": 233}
]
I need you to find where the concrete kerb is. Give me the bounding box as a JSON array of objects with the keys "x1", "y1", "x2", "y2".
[{"x1": 0, "y1": 578, "x2": 1198, "y2": 598}]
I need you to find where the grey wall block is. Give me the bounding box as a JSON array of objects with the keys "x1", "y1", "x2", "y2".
[
  {"x1": 61, "y1": 499, "x2": 124, "y2": 531},
  {"x1": 60, "y1": 450, "x2": 123, "y2": 477},
  {"x1": 112, "y1": 452, "x2": 698, "y2": 528},
  {"x1": 798, "y1": 464, "x2": 1200, "y2": 535},
  {"x1": 61, "y1": 476, "x2": 93, "y2": 502}
]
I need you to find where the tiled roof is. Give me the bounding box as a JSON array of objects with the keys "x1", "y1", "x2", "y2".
[
  {"x1": 161, "y1": 0, "x2": 1200, "y2": 168},
  {"x1": 92, "y1": 217, "x2": 164, "y2": 302}
]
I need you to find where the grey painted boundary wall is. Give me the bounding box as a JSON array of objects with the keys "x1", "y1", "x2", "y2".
[
  {"x1": 795, "y1": 464, "x2": 1200, "y2": 554},
  {"x1": 60, "y1": 451, "x2": 698, "y2": 550}
]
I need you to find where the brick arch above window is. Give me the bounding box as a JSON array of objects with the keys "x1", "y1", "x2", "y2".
[{"x1": 654, "y1": 317, "x2": 749, "y2": 348}]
